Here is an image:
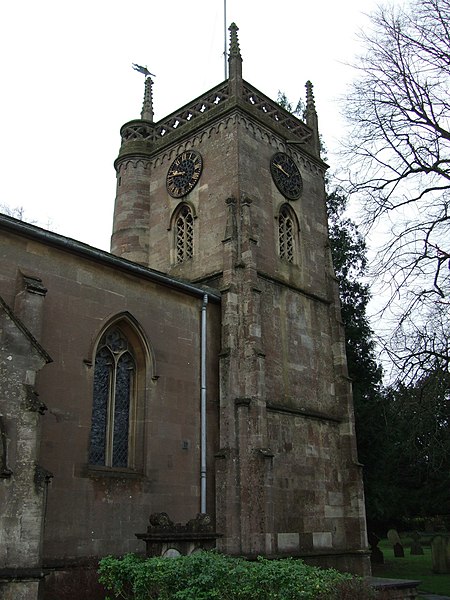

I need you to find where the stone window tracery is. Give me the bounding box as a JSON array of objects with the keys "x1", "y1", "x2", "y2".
[
  {"x1": 278, "y1": 205, "x2": 296, "y2": 263},
  {"x1": 89, "y1": 327, "x2": 136, "y2": 468},
  {"x1": 175, "y1": 204, "x2": 194, "y2": 263}
]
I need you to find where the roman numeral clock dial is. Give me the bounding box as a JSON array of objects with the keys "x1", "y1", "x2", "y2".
[
  {"x1": 166, "y1": 151, "x2": 203, "y2": 198},
  {"x1": 270, "y1": 152, "x2": 303, "y2": 200}
]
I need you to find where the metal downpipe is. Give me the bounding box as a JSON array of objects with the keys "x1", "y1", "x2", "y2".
[{"x1": 200, "y1": 293, "x2": 208, "y2": 514}]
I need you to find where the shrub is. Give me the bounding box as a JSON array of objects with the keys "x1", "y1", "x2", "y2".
[
  {"x1": 98, "y1": 551, "x2": 376, "y2": 600},
  {"x1": 316, "y1": 577, "x2": 378, "y2": 599}
]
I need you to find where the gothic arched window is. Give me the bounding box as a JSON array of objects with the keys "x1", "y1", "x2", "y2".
[
  {"x1": 278, "y1": 205, "x2": 296, "y2": 263},
  {"x1": 175, "y1": 204, "x2": 194, "y2": 263},
  {"x1": 89, "y1": 327, "x2": 136, "y2": 468}
]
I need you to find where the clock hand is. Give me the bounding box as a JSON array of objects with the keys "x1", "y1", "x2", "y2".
[
  {"x1": 275, "y1": 163, "x2": 290, "y2": 177},
  {"x1": 170, "y1": 170, "x2": 186, "y2": 177}
]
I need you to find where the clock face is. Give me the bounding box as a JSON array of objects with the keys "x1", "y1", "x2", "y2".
[
  {"x1": 270, "y1": 152, "x2": 303, "y2": 200},
  {"x1": 166, "y1": 150, "x2": 203, "y2": 198}
]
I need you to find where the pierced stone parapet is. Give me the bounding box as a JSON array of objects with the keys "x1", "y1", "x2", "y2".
[
  {"x1": 120, "y1": 120, "x2": 155, "y2": 143},
  {"x1": 117, "y1": 120, "x2": 155, "y2": 165},
  {"x1": 118, "y1": 79, "x2": 317, "y2": 161},
  {"x1": 119, "y1": 79, "x2": 315, "y2": 155},
  {"x1": 119, "y1": 84, "x2": 230, "y2": 154},
  {"x1": 154, "y1": 84, "x2": 230, "y2": 138},
  {"x1": 243, "y1": 83, "x2": 312, "y2": 144},
  {"x1": 151, "y1": 80, "x2": 312, "y2": 147}
]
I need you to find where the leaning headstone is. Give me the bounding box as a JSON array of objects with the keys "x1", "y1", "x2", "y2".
[
  {"x1": 368, "y1": 532, "x2": 384, "y2": 564},
  {"x1": 410, "y1": 531, "x2": 424, "y2": 556},
  {"x1": 387, "y1": 529, "x2": 405, "y2": 557},
  {"x1": 431, "y1": 535, "x2": 450, "y2": 574},
  {"x1": 387, "y1": 528, "x2": 401, "y2": 545}
]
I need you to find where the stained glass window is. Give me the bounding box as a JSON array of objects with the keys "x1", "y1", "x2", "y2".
[
  {"x1": 89, "y1": 327, "x2": 136, "y2": 468},
  {"x1": 278, "y1": 206, "x2": 295, "y2": 263},
  {"x1": 175, "y1": 204, "x2": 194, "y2": 263}
]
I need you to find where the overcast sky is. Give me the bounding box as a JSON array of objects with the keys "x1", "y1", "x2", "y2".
[{"x1": 0, "y1": 0, "x2": 388, "y2": 250}]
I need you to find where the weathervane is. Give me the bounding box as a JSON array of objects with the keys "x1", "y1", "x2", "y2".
[
  {"x1": 132, "y1": 63, "x2": 155, "y2": 79},
  {"x1": 132, "y1": 64, "x2": 155, "y2": 121}
]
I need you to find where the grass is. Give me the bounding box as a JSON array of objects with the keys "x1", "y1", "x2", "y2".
[{"x1": 371, "y1": 537, "x2": 450, "y2": 597}]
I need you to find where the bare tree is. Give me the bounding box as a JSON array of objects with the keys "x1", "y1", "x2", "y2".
[
  {"x1": 343, "y1": 0, "x2": 450, "y2": 382},
  {"x1": 0, "y1": 203, "x2": 26, "y2": 220},
  {"x1": 0, "y1": 203, "x2": 54, "y2": 230}
]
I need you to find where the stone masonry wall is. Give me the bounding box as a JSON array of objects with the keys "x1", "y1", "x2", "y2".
[{"x1": 0, "y1": 298, "x2": 50, "y2": 599}]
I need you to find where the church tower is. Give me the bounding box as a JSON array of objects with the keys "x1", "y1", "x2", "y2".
[{"x1": 111, "y1": 25, "x2": 369, "y2": 574}]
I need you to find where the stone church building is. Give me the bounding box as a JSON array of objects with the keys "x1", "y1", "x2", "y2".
[{"x1": 0, "y1": 25, "x2": 369, "y2": 599}]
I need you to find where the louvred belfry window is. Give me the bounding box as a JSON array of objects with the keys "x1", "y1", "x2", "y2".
[
  {"x1": 175, "y1": 204, "x2": 194, "y2": 263},
  {"x1": 278, "y1": 205, "x2": 295, "y2": 263},
  {"x1": 89, "y1": 328, "x2": 135, "y2": 468}
]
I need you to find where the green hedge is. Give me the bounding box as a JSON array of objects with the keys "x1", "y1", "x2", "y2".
[{"x1": 98, "y1": 551, "x2": 377, "y2": 600}]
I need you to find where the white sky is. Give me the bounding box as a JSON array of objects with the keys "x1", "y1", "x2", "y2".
[{"x1": 0, "y1": 0, "x2": 388, "y2": 251}]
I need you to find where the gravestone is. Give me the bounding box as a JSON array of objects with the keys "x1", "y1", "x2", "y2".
[
  {"x1": 368, "y1": 532, "x2": 384, "y2": 564},
  {"x1": 136, "y1": 512, "x2": 222, "y2": 557},
  {"x1": 431, "y1": 535, "x2": 450, "y2": 573},
  {"x1": 410, "y1": 531, "x2": 424, "y2": 556},
  {"x1": 387, "y1": 529, "x2": 404, "y2": 557}
]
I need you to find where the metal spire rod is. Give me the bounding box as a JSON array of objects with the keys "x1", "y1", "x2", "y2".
[{"x1": 223, "y1": 0, "x2": 228, "y2": 79}]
